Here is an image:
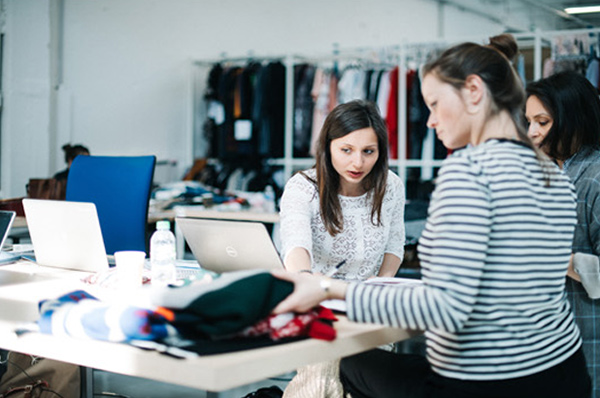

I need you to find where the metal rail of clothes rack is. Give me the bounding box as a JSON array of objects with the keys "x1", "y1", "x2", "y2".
[{"x1": 187, "y1": 27, "x2": 600, "y2": 188}]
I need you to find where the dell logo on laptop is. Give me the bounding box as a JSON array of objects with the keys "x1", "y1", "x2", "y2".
[{"x1": 225, "y1": 246, "x2": 238, "y2": 258}]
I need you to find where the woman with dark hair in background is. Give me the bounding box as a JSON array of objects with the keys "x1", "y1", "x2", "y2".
[
  {"x1": 53, "y1": 143, "x2": 90, "y2": 182},
  {"x1": 273, "y1": 35, "x2": 590, "y2": 398},
  {"x1": 26, "y1": 143, "x2": 90, "y2": 200},
  {"x1": 526, "y1": 70, "x2": 600, "y2": 398}
]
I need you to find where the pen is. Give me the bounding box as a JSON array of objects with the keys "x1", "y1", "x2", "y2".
[{"x1": 325, "y1": 259, "x2": 346, "y2": 277}]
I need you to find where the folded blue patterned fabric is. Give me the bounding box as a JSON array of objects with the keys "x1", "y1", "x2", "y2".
[{"x1": 38, "y1": 290, "x2": 172, "y2": 342}]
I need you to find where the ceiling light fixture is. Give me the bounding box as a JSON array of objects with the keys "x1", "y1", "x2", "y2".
[{"x1": 565, "y1": 5, "x2": 600, "y2": 14}]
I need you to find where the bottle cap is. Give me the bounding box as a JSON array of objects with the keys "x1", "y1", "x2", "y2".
[{"x1": 156, "y1": 220, "x2": 170, "y2": 230}]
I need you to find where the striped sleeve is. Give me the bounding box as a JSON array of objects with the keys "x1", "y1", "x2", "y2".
[{"x1": 347, "y1": 155, "x2": 490, "y2": 332}]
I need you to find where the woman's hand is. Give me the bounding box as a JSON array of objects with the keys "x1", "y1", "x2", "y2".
[
  {"x1": 271, "y1": 269, "x2": 348, "y2": 314},
  {"x1": 567, "y1": 253, "x2": 582, "y2": 282}
]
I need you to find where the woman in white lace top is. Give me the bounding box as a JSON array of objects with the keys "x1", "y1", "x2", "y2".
[{"x1": 279, "y1": 100, "x2": 405, "y2": 281}]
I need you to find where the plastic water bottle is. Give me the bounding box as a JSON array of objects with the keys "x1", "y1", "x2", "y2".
[
  {"x1": 264, "y1": 185, "x2": 276, "y2": 213},
  {"x1": 150, "y1": 220, "x2": 176, "y2": 286}
]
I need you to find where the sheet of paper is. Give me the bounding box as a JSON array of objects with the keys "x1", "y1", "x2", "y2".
[
  {"x1": 321, "y1": 299, "x2": 347, "y2": 313},
  {"x1": 364, "y1": 277, "x2": 423, "y2": 287}
]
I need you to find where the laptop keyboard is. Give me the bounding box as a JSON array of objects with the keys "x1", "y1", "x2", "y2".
[
  {"x1": 176, "y1": 267, "x2": 203, "y2": 279},
  {"x1": 143, "y1": 259, "x2": 204, "y2": 280}
]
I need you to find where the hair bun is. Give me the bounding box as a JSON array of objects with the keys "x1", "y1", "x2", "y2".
[{"x1": 487, "y1": 33, "x2": 518, "y2": 62}]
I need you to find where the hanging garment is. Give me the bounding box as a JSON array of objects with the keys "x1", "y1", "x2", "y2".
[
  {"x1": 253, "y1": 62, "x2": 286, "y2": 158},
  {"x1": 337, "y1": 66, "x2": 366, "y2": 105},
  {"x1": 368, "y1": 70, "x2": 384, "y2": 103},
  {"x1": 386, "y1": 67, "x2": 399, "y2": 159},
  {"x1": 376, "y1": 70, "x2": 391, "y2": 119},
  {"x1": 586, "y1": 57, "x2": 599, "y2": 88},
  {"x1": 408, "y1": 69, "x2": 431, "y2": 181},
  {"x1": 217, "y1": 66, "x2": 243, "y2": 159},
  {"x1": 293, "y1": 64, "x2": 316, "y2": 157},
  {"x1": 309, "y1": 68, "x2": 333, "y2": 156}
]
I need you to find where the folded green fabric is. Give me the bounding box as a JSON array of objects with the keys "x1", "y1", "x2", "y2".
[{"x1": 151, "y1": 270, "x2": 294, "y2": 337}]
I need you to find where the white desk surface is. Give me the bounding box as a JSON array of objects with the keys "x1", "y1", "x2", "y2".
[{"x1": 0, "y1": 261, "x2": 414, "y2": 392}]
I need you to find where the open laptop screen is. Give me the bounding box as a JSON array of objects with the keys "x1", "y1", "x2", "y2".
[
  {"x1": 22, "y1": 199, "x2": 109, "y2": 272},
  {"x1": 176, "y1": 217, "x2": 284, "y2": 274},
  {"x1": 0, "y1": 210, "x2": 15, "y2": 250}
]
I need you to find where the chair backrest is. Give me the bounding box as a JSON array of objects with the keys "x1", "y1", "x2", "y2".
[{"x1": 66, "y1": 155, "x2": 156, "y2": 255}]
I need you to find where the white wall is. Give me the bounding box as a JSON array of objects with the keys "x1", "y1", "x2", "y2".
[
  {"x1": 2, "y1": 0, "x2": 52, "y2": 198},
  {"x1": 2, "y1": 0, "x2": 511, "y2": 197}
]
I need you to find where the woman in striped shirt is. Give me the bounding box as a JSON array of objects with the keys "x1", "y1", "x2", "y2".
[{"x1": 272, "y1": 34, "x2": 591, "y2": 398}]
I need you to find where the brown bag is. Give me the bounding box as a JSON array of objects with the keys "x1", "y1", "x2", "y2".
[
  {"x1": 26, "y1": 179, "x2": 66, "y2": 200},
  {"x1": 0, "y1": 352, "x2": 80, "y2": 398}
]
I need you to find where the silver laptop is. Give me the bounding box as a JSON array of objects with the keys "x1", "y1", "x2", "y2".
[
  {"x1": 175, "y1": 217, "x2": 284, "y2": 273},
  {"x1": 22, "y1": 199, "x2": 109, "y2": 272},
  {"x1": 0, "y1": 210, "x2": 21, "y2": 264}
]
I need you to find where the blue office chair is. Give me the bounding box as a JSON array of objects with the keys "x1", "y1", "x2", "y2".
[{"x1": 66, "y1": 155, "x2": 156, "y2": 255}]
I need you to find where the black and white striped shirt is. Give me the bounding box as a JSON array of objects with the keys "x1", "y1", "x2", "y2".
[{"x1": 347, "y1": 139, "x2": 581, "y2": 380}]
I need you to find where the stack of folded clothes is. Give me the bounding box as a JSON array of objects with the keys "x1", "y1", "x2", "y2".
[{"x1": 37, "y1": 270, "x2": 338, "y2": 356}]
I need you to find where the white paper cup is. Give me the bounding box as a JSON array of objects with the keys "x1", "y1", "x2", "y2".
[{"x1": 114, "y1": 250, "x2": 146, "y2": 289}]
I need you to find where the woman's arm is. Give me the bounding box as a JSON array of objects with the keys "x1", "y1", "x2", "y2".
[
  {"x1": 567, "y1": 254, "x2": 581, "y2": 282},
  {"x1": 279, "y1": 173, "x2": 316, "y2": 272},
  {"x1": 568, "y1": 170, "x2": 600, "y2": 292},
  {"x1": 284, "y1": 247, "x2": 312, "y2": 273},
  {"x1": 271, "y1": 270, "x2": 348, "y2": 314},
  {"x1": 380, "y1": 172, "x2": 405, "y2": 278},
  {"x1": 377, "y1": 253, "x2": 401, "y2": 277}
]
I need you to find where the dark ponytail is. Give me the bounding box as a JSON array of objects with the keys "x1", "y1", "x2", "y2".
[{"x1": 487, "y1": 33, "x2": 519, "y2": 62}]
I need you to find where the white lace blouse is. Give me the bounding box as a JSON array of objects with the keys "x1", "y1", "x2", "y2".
[{"x1": 279, "y1": 169, "x2": 405, "y2": 281}]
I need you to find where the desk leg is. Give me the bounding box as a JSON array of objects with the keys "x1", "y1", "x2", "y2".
[{"x1": 81, "y1": 367, "x2": 94, "y2": 398}]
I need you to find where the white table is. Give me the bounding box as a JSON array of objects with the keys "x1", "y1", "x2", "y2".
[{"x1": 0, "y1": 261, "x2": 415, "y2": 396}]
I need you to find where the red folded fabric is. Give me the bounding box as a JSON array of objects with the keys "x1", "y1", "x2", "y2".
[{"x1": 237, "y1": 306, "x2": 338, "y2": 341}]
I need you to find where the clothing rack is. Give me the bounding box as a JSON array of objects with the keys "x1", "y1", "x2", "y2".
[
  {"x1": 192, "y1": 54, "x2": 289, "y2": 67},
  {"x1": 192, "y1": 51, "x2": 405, "y2": 182},
  {"x1": 188, "y1": 28, "x2": 600, "y2": 192}
]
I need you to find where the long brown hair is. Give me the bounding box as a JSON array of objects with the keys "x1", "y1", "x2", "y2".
[{"x1": 308, "y1": 99, "x2": 389, "y2": 236}]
